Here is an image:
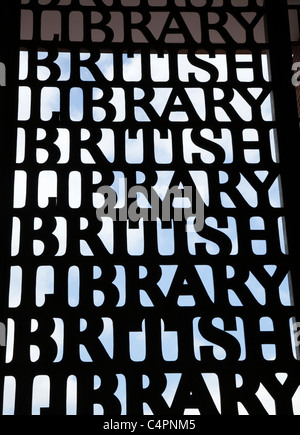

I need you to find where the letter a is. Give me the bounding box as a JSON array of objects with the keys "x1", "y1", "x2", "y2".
[{"x1": 292, "y1": 62, "x2": 300, "y2": 87}]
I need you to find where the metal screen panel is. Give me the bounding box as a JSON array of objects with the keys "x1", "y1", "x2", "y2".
[{"x1": 0, "y1": 0, "x2": 300, "y2": 416}]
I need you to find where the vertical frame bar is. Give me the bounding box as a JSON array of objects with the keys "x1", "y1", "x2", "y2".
[
  {"x1": 266, "y1": 0, "x2": 300, "y2": 330},
  {"x1": 0, "y1": 0, "x2": 21, "y2": 414}
]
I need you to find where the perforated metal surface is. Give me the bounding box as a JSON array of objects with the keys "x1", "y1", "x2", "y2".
[{"x1": 0, "y1": 0, "x2": 299, "y2": 415}]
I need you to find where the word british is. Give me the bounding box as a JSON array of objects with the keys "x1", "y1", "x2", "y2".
[{"x1": 96, "y1": 180, "x2": 205, "y2": 232}]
